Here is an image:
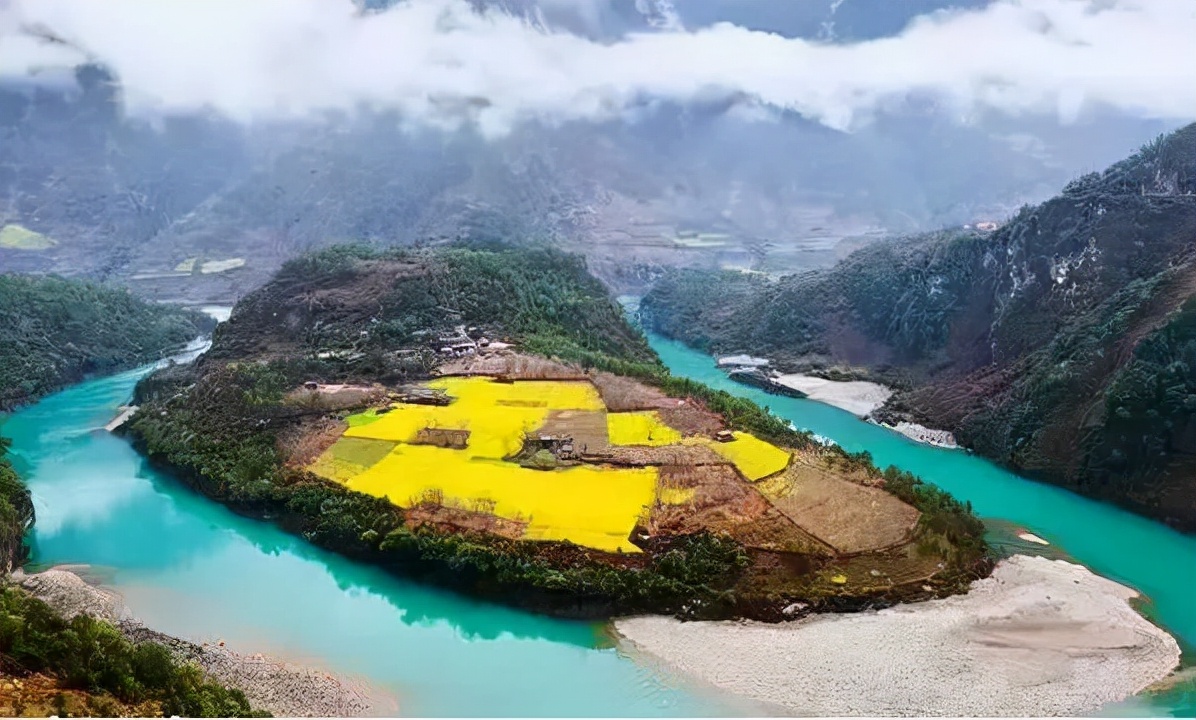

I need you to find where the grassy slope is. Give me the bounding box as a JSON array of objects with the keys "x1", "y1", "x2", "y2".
[{"x1": 642, "y1": 123, "x2": 1196, "y2": 529}]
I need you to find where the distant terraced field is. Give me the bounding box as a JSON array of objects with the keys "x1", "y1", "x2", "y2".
[{"x1": 0, "y1": 224, "x2": 56, "y2": 250}]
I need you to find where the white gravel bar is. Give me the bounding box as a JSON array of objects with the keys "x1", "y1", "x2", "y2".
[
  {"x1": 616, "y1": 555, "x2": 1181, "y2": 717},
  {"x1": 772, "y1": 373, "x2": 893, "y2": 418}
]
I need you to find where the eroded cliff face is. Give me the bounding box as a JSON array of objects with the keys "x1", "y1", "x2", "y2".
[{"x1": 642, "y1": 123, "x2": 1196, "y2": 529}]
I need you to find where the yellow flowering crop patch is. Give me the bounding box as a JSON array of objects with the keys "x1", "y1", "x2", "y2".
[
  {"x1": 658, "y1": 486, "x2": 696, "y2": 505},
  {"x1": 347, "y1": 445, "x2": 655, "y2": 553},
  {"x1": 312, "y1": 376, "x2": 787, "y2": 552},
  {"x1": 345, "y1": 377, "x2": 605, "y2": 459},
  {"x1": 0, "y1": 224, "x2": 55, "y2": 250},
  {"x1": 321, "y1": 377, "x2": 653, "y2": 552},
  {"x1": 607, "y1": 411, "x2": 682, "y2": 446},
  {"x1": 310, "y1": 437, "x2": 396, "y2": 482},
  {"x1": 699, "y1": 432, "x2": 790, "y2": 481}
]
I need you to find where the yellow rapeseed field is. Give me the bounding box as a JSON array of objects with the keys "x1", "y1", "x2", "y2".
[
  {"x1": 345, "y1": 377, "x2": 604, "y2": 459},
  {"x1": 657, "y1": 486, "x2": 696, "y2": 505},
  {"x1": 607, "y1": 411, "x2": 682, "y2": 446},
  {"x1": 329, "y1": 377, "x2": 653, "y2": 552},
  {"x1": 349, "y1": 446, "x2": 655, "y2": 552},
  {"x1": 309, "y1": 437, "x2": 395, "y2": 482},
  {"x1": 697, "y1": 432, "x2": 790, "y2": 481},
  {"x1": 0, "y1": 224, "x2": 55, "y2": 250}
]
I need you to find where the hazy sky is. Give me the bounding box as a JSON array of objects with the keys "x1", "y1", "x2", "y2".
[{"x1": 2, "y1": 0, "x2": 1193, "y2": 135}]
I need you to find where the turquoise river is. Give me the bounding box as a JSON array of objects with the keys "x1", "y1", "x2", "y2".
[{"x1": 0, "y1": 332, "x2": 1192, "y2": 716}]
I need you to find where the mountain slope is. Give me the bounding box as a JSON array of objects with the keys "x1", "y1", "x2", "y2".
[{"x1": 642, "y1": 123, "x2": 1196, "y2": 529}]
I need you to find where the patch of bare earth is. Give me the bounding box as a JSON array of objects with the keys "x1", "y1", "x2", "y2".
[
  {"x1": 827, "y1": 544, "x2": 947, "y2": 589},
  {"x1": 439, "y1": 352, "x2": 586, "y2": 380},
  {"x1": 762, "y1": 458, "x2": 920, "y2": 554},
  {"x1": 284, "y1": 384, "x2": 387, "y2": 412},
  {"x1": 648, "y1": 465, "x2": 832, "y2": 556},
  {"x1": 590, "y1": 373, "x2": 724, "y2": 435},
  {"x1": 406, "y1": 503, "x2": 527, "y2": 541},
  {"x1": 537, "y1": 410, "x2": 610, "y2": 453},
  {"x1": 597, "y1": 443, "x2": 726, "y2": 466},
  {"x1": 658, "y1": 403, "x2": 725, "y2": 436},
  {"x1": 590, "y1": 372, "x2": 672, "y2": 411},
  {"x1": 0, "y1": 673, "x2": 161, "y2": 718},
  {"x1": 277, "y1": 416, "x2": 348, "y2": 466}
]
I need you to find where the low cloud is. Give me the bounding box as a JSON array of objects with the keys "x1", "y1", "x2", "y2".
[{"x1": 1, "y1": 0, "x2": 1193, "y2": 134}]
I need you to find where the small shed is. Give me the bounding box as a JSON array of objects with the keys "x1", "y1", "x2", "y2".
[{"x1": 714, "y1": 430, "x2": 735, "y2": 443}]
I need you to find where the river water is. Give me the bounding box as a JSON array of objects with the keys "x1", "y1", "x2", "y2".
[{"x1": 1, "y1": 334, "x2": 1193, "y2": 716}]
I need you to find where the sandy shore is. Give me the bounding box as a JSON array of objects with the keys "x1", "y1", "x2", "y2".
[
  {"x1": 772, "y1": 373, "x2": 893, "y2": 418},
  {"x1": 616, "y1": 555, "x2": 1181, "y2": 717},
  {"x1": 13, "y1": 567, "x2": 384, "y2": 717}
]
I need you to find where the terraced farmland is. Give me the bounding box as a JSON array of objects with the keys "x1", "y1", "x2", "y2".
[{"x1": 308, "y1": 376, "x2": 797, "y2": 554}]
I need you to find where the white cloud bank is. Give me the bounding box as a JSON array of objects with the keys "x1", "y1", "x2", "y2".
[{"x1": 1, "y1": 0, "x2": 1193, "y2": 134}]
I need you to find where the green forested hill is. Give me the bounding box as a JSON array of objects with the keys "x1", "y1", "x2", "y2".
[
  {"x1": 0, "y1": 274, "x2": 214, "y2": 409},
  {"x1": 642, "y1": 123, "x2": 1196, "y2": 530}
]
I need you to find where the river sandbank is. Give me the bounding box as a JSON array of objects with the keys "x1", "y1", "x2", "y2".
[
  {"x1": 768, "y1": 373, "x2": 958, "y2": 448},
  {"x1": 772, "y1": 373, "x2": 893, "y2": 418},
  {"x1": 13, "y1": 567, "x2": 385, "y2": 717},
  {"x1": 615, "y1": 555, "x2": 1181, "y2": 717}
]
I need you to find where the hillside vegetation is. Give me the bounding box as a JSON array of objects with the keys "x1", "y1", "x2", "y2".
[
  {"x1": 128, "y1": 245, "x2": 988, "y2": 621},
  {"x1": 642, "y1": 122, "x2": 1196, "y2": 529},
  {"x1": 0, "y1": 274, "x2": 214, "y2": 410}
]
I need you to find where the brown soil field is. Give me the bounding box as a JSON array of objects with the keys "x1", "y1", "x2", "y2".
[
  {"x1": 590, "y1": 373, "x2": 724, "y2": 435},
  {"x1": 598, "y1": 443, "x2": 727, "y2": 467},
  {"x1": 760, "y1": 459, "x2": 920, "y2": 554},
  {"x1": 649, "y1": 465, "x2": 832, "y2": 557},
  {"x1": 278, "y1": 415, "x2": 348, "y2": 465},
  {"x1": 439, "y1": 352, "x2": 586, "y2": 380},
  {"x1": 537, "y1": 409, "x2": 610, "y2": 453},
  {"x1": 826, "y1": 543, "x2": 947, "y2": 589},
  {"x1": 285, "y1": 383, "x2": 386, "y2": 412},
  {"x1": 658, "y1": 403, "x2": 725, "y2": 436},
  {"x1": 590, "y1": 372, "x2": 672, "y2": 411}
]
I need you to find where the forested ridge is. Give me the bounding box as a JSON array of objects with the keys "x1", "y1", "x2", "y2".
[
  {"x1": 0, "y1": 274, "x2": 214, "y2": 410},
  {"x1": 642, "y1": 123, "x2": 1196, "y2": 529}
]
